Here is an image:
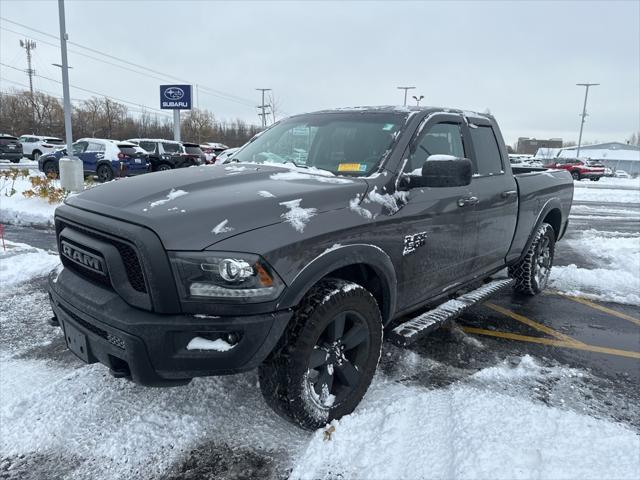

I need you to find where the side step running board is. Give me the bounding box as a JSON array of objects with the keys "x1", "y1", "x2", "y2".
[{"x1": 387, "y1": 278, "x2": 514, "y2": 347}]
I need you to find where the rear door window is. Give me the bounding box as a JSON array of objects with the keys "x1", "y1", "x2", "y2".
[
  {"x1": 184, "y1": 146, "x2": 203, "y2": 155},
  {"x1": 470, "y1": 126, "x2": 503, "y2": 175},
  {"x1": 86, "y1": 142, "x2": 105, "y2": 152},
  {"x1": 139, "y1": 141, "x2": 156, "y2": 153},
  {"x1": 162, "y1": 142, "x2": 182, "y2": 154}
]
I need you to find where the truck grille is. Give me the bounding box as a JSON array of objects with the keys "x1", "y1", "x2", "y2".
[{"x1": 57, "y1": 220, "x2": 147, "y2": 294}]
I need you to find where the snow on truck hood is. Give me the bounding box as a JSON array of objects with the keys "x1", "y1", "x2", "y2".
[{"x1": 64, "y1": 164, "x2": 369, "y2": 250}]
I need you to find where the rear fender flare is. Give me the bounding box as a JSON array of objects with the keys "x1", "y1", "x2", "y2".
[
  {"x1": 517, "y1": 198, "x2": 563, "y2": 263},
  {"x1": 276, "y1": 244, "x2": 397, "y2": 325}
]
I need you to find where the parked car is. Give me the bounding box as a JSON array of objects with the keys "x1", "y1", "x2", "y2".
[
  {"x1": 0, "y1": 134, "x2": 23, "y2": 163},
  {"x1": 127, "y1": 138, "x2": 200, "y2": 171},
  {"x1": 18, "y1": 135, "x2": 64, "y2": 160},
  {"x1": 614, "y1": 169, "x2": 631, "y2": 179},
  {"x1": 543, "y1": 157, "x2": 604, "y2": 181},
  {"x1": 201, "y1": 142, "x2": 229, "y2": 163},
  {"x1": 182, "y1": 142, "x2": 206, "y2": 165},
  {"x1": 215, "y1": 147, "x2": 240, "y2": 164},
  {"x1": 48, "y1": 106, "x2": 574, "y2": 429},
  {"x1": 38, "y1": 138, "x2": 149, "y2": 182}
]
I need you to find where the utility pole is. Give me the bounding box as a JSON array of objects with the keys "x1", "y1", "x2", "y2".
[
  {"x1": 397, "y1": 86, "x2": 415, "y2": 106},
  {"x1": 256, "y1": 88, "x2": 271, "y2": 128},
  {"x1": 412, "y1": 95, "x2": 424, "y2": 106},
  {"x1": 576, "y1": 83, "x2": 599, "y2": 158},
  {"x1": 19, "y1": 39, "x2": 36, "y2": 130}
]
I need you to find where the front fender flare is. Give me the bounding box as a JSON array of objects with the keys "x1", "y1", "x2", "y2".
[{"x1": 275, "y1": 244, "x2": 397, "y2": 325}]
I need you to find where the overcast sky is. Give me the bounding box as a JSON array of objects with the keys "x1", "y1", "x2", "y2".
[{"x1": 1, "y1": 0, "x2": 638, "y2": 145}]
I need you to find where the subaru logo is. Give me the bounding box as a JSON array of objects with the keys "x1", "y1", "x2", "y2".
[
  {"x1": 164, "y1": 87, "x2": 185, "y2": 101},
  {"x1": 61, "y1": 241, "x2": 106, "y2": 276}
]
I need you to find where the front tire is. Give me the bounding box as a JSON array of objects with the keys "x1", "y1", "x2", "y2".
[
  {"x1": 571, "y1": 170, "x2": 581, "y2": 181},
  {"x1": 43, "y1": 161, "x2": 59, "y2": 178},
  {"x1": 509, "y1": 222, "x2": 556, "y2": 296},
  {"x1": 156, "y1": 163, "x2": 172, "y2": 172},
  {"x1": 96, "y1": 164, "x2": 114, "y2": 182},
  {"x1": 259, "y1": 278, "x2": 382, "y2": 430}
]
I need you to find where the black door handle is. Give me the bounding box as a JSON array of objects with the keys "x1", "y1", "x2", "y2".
[
  {"x1": 457, "y1": 196, "x2": 479, "y2": 207},
  {"x1": 501, "y1": 190, "x2": 517, "y2": 199}
]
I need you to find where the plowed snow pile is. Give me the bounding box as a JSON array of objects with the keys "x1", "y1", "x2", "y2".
[{"x1": 292, "y1": 359, "x2": 640, "y2": 480}]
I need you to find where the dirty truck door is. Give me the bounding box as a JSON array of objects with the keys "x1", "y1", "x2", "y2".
[{"x1": 394, "y1": 116, "x2": 479, "y2": 309}]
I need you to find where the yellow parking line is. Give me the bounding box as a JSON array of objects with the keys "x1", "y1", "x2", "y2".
[
  {"x1": 557, "y1": 294, "x2": 640, "y2": 327},
  {"x1": 485, "y1": 303, "x2": 586, "y2": 346},
  {"x1": 462, "y1": 327, "x2": 640, "y2": 360}
]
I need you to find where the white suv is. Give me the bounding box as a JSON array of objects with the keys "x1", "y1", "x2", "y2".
[{"x1": 18, "y1": 135, "x2": 64, "y2": 160}]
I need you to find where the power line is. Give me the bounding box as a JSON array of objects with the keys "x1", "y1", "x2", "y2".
[
  {"x1": 0, "y1": 17, "x2": 258, "y2": 109},
  {"x1": 1, "y1": 61, "x2": 171, "y2": 117}
]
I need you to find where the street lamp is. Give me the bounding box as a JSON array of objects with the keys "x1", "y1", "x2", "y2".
[
  {"x1": 397, "y1": 86, "x2": 415, "y2": 106},
  {"x1": 412, "y1": 95, "x2": 424, "y2": 106}
]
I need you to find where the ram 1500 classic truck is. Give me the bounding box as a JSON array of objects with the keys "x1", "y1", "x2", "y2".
[{"x1": 48, "y1": 107, "x2": 573, "y2": 429}]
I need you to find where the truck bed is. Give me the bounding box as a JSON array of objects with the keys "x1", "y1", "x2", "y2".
[{"x1": 507, "y1": 168, "x2": 573, "y2": 263}]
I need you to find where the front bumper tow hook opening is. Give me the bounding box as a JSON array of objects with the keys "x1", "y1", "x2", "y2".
[{"x1": 48, "y1": 316, "x2": 60, "y2": 327}]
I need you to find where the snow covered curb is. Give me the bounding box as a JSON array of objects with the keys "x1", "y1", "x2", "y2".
[{"x1": 0, "y1": 240, "x2": 60, "y2": 287}]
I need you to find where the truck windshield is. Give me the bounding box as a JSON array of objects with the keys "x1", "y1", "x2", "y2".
[{"x1": 233, "y1": 113, "x2": 405, "y2": 176}]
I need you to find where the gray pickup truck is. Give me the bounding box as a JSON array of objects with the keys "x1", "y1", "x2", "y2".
[{"x1": 49, "y1": 106, "x2": 573, "y2": 429}]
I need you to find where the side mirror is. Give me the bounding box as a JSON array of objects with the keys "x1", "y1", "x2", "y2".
[{"x1": 409, "y1": 155, "x2": 472, "y2": 188}]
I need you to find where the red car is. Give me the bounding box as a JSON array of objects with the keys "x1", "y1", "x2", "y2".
[{"x1": 544, "y1": 158, "x2": 605, "y2": 181}]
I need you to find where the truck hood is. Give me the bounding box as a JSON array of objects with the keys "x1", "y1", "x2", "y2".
[{"x1": 65, "y1": 163, "x2": 369, "y2": 250}]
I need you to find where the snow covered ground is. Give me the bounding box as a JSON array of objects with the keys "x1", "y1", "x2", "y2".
[
  {"x1": 550, "y1": 177, "x2": 640, "y2": 305},
  {"x1": 0, "y1": 175, "x2": 59, "y2": 228}
]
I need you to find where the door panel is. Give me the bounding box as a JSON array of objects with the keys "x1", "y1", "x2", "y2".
[{"x1": 395, "y1": 184, "x2": 477, "y2": 308}]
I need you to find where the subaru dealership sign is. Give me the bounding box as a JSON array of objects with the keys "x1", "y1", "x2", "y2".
[{"x1": 160, "y1": 85, "x2": 192, "y2": 109}]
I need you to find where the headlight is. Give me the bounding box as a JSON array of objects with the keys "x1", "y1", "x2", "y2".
[{"x1": 169, "y1": 252, "x2": 284, "y2": 303}]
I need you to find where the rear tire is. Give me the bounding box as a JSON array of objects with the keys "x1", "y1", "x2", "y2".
[
  {"x1": 96, "y1": 164, "x2": 114, "y2": 183},
  {"x1": 9, "y1": 158, "x2": 20, "y2": 164},
  {"x1": 590, "y1": 177, "x2": 600, "y2": 182},
  {"x1": 157, "y1": 163, "x2": 172, "y2": 172},
  {"x1": 259, "y1": 278, "x2": 382, "y2": 430},
  {"x1": 509, "y1": 222, "x2": 556, "y2": 296}
]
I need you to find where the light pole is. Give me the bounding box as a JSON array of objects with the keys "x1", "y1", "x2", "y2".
[
  {"x1": 397, "y1": 86, "x2": 415, "y2": 106},
  {"x1": 57, "y1": 0, "x2": 83, "y2": 191},
  {"x1": 412, "y1": 95, "x2": 424, "y2": 106},
  {"x1": 576, "y1": 83, "x2": 599, "y2": 158}
]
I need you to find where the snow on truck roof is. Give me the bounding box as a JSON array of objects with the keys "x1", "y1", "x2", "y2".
[{"x1": 298, "y1": 105, "x2": 492, "y2": 119}]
